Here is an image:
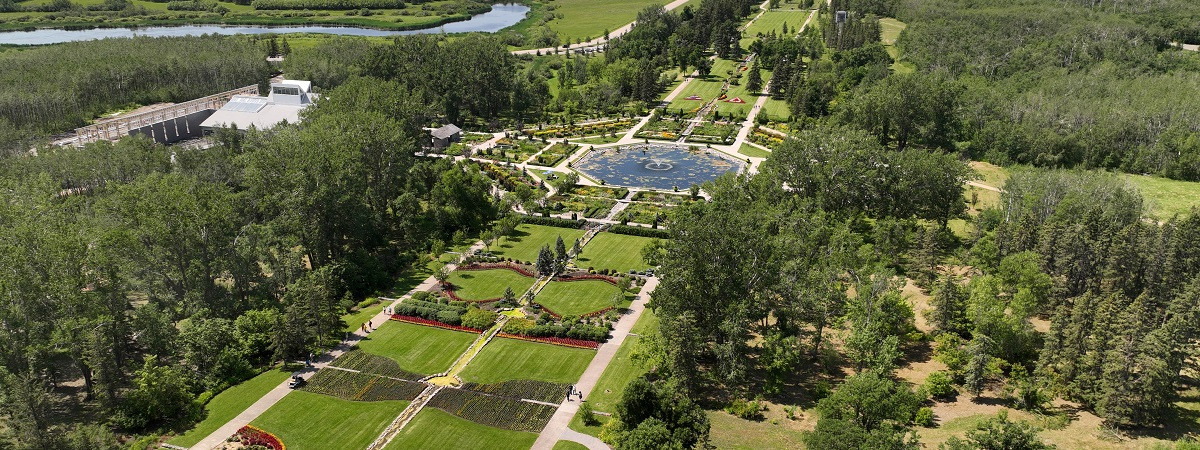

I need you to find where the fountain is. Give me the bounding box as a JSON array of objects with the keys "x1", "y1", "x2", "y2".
[
  {"x1": 572, "y1": 143, "x2": 743, "y2": 190},
  {"x1": 644, "y1": 158, "x2": 674, "y2": 171}
]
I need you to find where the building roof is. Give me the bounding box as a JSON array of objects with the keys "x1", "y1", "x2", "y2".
[
  {"x1": 200, "y1": 94, "x2": 308, "y2": 131},
  {"x1": 432, "y1": 124, "x2": 462, "y2": 139}
]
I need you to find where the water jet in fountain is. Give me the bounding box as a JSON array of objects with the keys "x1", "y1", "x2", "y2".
[{"x1": 645, "y1": 158, "x2": 674, "y2": 171}]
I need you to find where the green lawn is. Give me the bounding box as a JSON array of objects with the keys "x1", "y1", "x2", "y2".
[
  {"x1": 879, "y1": 17, "x2": 915, "y2": 73},
  {"x1": 760, "y1": 97, "x2": 792, "y2": 122},
  {"x1": 493, "y1": 224, "x2": 587, "y2": 263},
  {"x1": 738, "y1": 143, "x2": 771, "y2": 158},
  {"x1": 167, "y1": 369, "x2": 292, "y2": 447},
  {"x1": 1123, "y1": 173, "x2": 1200, "y2": 220},
  {"x1": 666, "y1": 58, "x2": 770, "y2": 119},
  {"x1": 545, "y1": 0, "x2": 666, "y2": 44},
  {"x1": 386, "y1": 408, "x2": 537, "y2": 450},
  {"x1": 357, "y1": 321, "x2": 478, "y2": 375},
  {"x1": 968, "y1": 161, "x2": 1010, "y2": 189},
  {"x1": 448, "y1": 268, "x2": 537, "y2": 301},
  {"x1": 575, "y1": 232, "x2": 660, "y2": 273},
  {"x1": 459, "y1": 337, "x2": 595, "y2": 384},
  {"x1": 343, "y1": 301, "x2": 385, "y2": 333},
  {"x1": 553, "y1": 440, "x2": 591, "y2": 450},
  {"x1": 536, "y1": 279, "x2": 625, "y2": 317},
  {"x1": 741, "y1": 9, "x2": 813, "y2": 48},
  {"x1": 251, "y1": 391, "x2": 408, "y2": 450}
]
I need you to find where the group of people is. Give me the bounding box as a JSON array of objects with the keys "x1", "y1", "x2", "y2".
[{"x1": 566, "y1": 385, "x2": 584, "y2": 402}]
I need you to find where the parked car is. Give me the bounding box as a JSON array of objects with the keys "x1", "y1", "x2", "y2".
[{"x1": 288, "y1": 373, "x2": 306, "y2": 389}]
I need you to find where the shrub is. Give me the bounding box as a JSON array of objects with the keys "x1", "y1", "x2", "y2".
[
  {"x1": 914, "y1": 407, "x2": 935, "y2": 427},
  {"x1": 435, "y1": 310, "x2": 462, "y2": 325},
  {"x1": 924, "y1": 371, "x2": 956, "y2": 399},
  {"x1": 608, "y1": 224, "x2": 671, "y2": 239},
  {"x1": 519, "y1": 214, "x2": 586, "y2": 229},
  {"x1": 724, "y1": 398, "x2": 764, "y2": 420},
  {"x1": 579, "y1": 400, "x2": 599, "y2": 426},
  {"x1": 461, "y1": 307, "x2": 498, "y2": 330}
]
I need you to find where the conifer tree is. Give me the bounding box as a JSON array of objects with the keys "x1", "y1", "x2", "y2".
[
  {"x1": 747, "y1": 59, "x2": 763, "y2": 93},
  {"x1": 929, "y1": 275, "x2": 968, "y2": 337}
]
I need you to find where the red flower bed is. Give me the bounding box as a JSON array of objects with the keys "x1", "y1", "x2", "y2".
[
  {"x1": 390, "y1": 315, "x2": 483, "y2": 334},
  {"x1": 498, "y1": 332, "x2": 599, "y2": 349},
  {"x1": 555, "y1": 273, "x2": 619, "y2": 285},
  {"x1": 457, "y1": 262, "x2": 537, "y2": 278},
  {"x1": 237, "y1": 425, "x2": 284, "y2": 450}
]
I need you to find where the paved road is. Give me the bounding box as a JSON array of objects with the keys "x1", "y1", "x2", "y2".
[
  {"x1": 511, "y1": 0, "x2": 692, "y2": 56},
  {"x1": 530, "y1": 277, "x2": 659, "y2": 450}
]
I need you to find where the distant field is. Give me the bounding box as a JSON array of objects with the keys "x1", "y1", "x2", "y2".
[
  {"x1": 357, "y1": 321, "x2": 477, "y2": 375},
  {"x1": 493, "y1": 224, "x2": 586, "y2": 263},
  {"x1": 459, "y1": 337, "x2": 594, "y2": 384},
  {"x1": 575, "y1": 232, "x2": 659, "y2": 273},
  {"x1": 168, "y1": 369, "x2": 292, "y2": 447},
  {"x1": 544, "y1": 0, "x2": 664, "y2": 44},
  {"x1": 448, "y1": 268, "x2": 536, "y2": 301},
  {"x1": 251, "y1": 391, "x2": 408, "y2": 450},
  {"x1": 1123, "y1": 174, "x2": 1200, "y2": 219},
  {"x1": 386, "y1": 408, "x2": 537, "y2": 450}
]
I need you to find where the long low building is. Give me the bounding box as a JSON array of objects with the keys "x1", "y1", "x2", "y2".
[{"x1": 200, "y1": 80, "x2": 316, "y2": 132}]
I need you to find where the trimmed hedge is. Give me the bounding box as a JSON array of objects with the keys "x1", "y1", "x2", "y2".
[
  {"x1": 251, "y1": 0, "x2": 403, "y2": 9},
  {"x1": 396, "y1": 298, "x2": 467, "y2": 325},
  {"x1": 608, "y1": 224, "x2": 671, "y2": 239},
  {"x1": 519, "y1": 214, "x2": 586, "y2": 229}
]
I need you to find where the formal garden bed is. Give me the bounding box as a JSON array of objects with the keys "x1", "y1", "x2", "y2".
[
  {"x1": 328, "y1": 350, "x2": 425, "y2": 382},
  {"x1": 748, "y1": 126, "x2": 786, "y2": 149},
  {"x1": 475, "y1": 138, "x2": 542, "y2": 163},
  {"x1": 300, "y1": 369, "x2": 427, "y2": 402},
  {"x1": 524, "y1": 118, "x2": 634, "y2": 139},
  {"x1": 530, "y1": 142, "x2": 578, "y2": 167},
  {"x1": 445, "y1": 267, "x2": 537, "y2": 301},
  {"x1": 616, "y1": 202, "x2": 668, "y2": 225},
  {"x1": 459, "y1": 379, "x2": 568, "y2": 404},
  {"x1": 479, "y1": 163, "x2": 548, "y2": 197},
  {"x1": 425, "y1": 387, "x2": 558, "y2": 432},
  {"x1": 532, "y1": 278, "x2": 626, "y2": 318},
  {"x1": 630, "y1": 190, "x2": 693, "y2": 205},
  {"x1": 633, "y1": 116, "x2": 686, "y2": 141},
  {"x1": 231, "y1": 425, "x2": 284, "y2": 450},
  {"x1": 685, "y1": 121, "x2": 739, "y2": 144},
  {"x1": 440, "y1": 132, "x2": 493, "y2": 156},
  {"x1": 564, "y1": 185, "x2": 629, "y2": 199},
  {"x1": 540, "y1": 193, "x2": 617, "y2": 219}
]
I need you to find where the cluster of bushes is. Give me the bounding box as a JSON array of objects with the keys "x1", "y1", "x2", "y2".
[
  {"x1": 251, "y1": 0, "x2": 403, "y2": 9},
  {"x1": 397, "y1": 293, "x2": 467, "y2": 325},
  {"x1": 519, "y1": 214, "x2": 586, "y2": 229},
  {"x1": 608, "y1": 224, "x2": 670, "y2": 239},
  {"x1": 502, "y1": 315, "x2": 610, "y2": 342},
  {"x1": 167, "y1": 0, "x2": 225, "y2": 12}
]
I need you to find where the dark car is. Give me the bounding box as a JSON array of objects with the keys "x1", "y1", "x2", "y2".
[{"x1": 288, "y1": 373, "x2": 306, "y2": 389}]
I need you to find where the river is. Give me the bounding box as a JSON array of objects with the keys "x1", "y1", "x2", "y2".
[{"x1": 0, "y1": 3, "x2": 528, "y2": 45}]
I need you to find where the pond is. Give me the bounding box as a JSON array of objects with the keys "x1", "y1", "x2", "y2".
[
  {"x1": 573, "y1": 144, "x2": 744, "y2": 191},
  {"x1": 0, "y1": 3, "x2": 528, "y2": 45}
]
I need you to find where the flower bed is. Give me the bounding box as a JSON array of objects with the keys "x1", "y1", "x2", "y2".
[
  {"x1": 426, "y1": 387, "x2": 558, "y2": 432},
  {"x1": 390, "y1": 315, "x2": 483, "y2": 334},
  {"x1": 497, "y1": 332, "x2": 599, "y2": 349},
  {"x1": 302, "y1": 368, "x2": 426, "y2": 402},
  {"x1": 460, "y1": 379, "x2": 568, "y2": 404},
  {"x1": 329, "y1": 350, "x2": 424, "y2": 381},
  {"x1": 236, "y1": 425, "x2": 284, "y2": 450}
]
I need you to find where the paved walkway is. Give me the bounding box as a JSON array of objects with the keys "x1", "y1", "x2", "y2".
[
  {"x1": 531, "y1": 277, "x2": 659, "y2": 450},
  {"x1": 188, "y1": 241, "x2": 486, "y2": 450}
]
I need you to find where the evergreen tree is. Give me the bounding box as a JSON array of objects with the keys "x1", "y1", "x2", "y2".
[
  {"x1": 280, "y1": 37, "x2": 292, "y2": 56},
  {"x1": 536, "y1": 244, "x2": 556, "y2": 276},
  {"x1": 747, "y1": 59, "x2": 763, "y2": 93},
  {"x1": 928, "y1": 275, "x2": 968, "y2": 337},
  {"x1": 555, "y1": 235, "x2": 569, "y2": 265}
]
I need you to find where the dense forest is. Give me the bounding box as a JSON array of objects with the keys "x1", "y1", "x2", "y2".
[
  {"x1": 0, "y1": 76, "x2": 499, "y2": 448},
  {"x1": 0, "y1": 36, "x2": 270, "y2": 153}
]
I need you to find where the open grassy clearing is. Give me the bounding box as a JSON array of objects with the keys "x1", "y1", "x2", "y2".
[
  {"x1": 740, "y1": 9, "x2": 813, "y2": 48},
  {"x1": 1122, "y1": 173, "x2": 1200, "y2": 220},
  {"x1": 356, "y1": 321, "x2": 478, "y2": 375},
  {"x1": 536, "y1": 279, "x2": 625, "y2": 317},
  {"x1": 708, "y1": 408, "x2": 809, "y2": 449},
  {"x1": 448, "y1": 268, "x2": 536, "y2": 301},
  {"x1": 386, "y1": 408, "x2": 537, "y2": 450},
  {"x1": 968, "y1": 160, "x2": 1010, "y2": 189},
  {"x1": 878, "y1": 17, "x2": 914, "y2": 73},
  {"x1": 167, "y1": 369, "x2": 292, "y2": 447},
  {"x1": 575, "y1": 232, "x2": 659, "y2": 273},
  {"x1": 543, "y1": 0, "x2": 664, "y2": 44},
  {"x1": 459, "y1": 337, "x2": 594, "y2": 384},
  {"x1": 251, "y1": 391, "x2": 408, "y2": 450},
  {"x1": 493, "y1": 223, "x2": 587, "y2": 263}
]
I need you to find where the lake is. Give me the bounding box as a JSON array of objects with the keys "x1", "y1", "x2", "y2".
[{"x1": 0, "y1": 3, "x2": 528, "y2": 45}]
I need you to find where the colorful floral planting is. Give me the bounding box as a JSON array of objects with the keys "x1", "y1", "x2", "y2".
[
  {"x1": 390, "y1": 315, "x2": 483, "y2": 334},
  {"x1": 301, "y1": 369, "x2": 426, "y2": 402},
  {"x1": 497, "y1": 333, "x2": 599, "y2": 349},
  {"x1": 329, "y1": 350, "x2": 424, "y2": 381},
  {"x1": 459, "y1": 379, "x2": 569, "y2": 404},
  {"x1": 426, "y1": 388, "x2": 558, "y2": 432},
  {"x1": 236, "y1": 425, "x2": 285, "y2": 450}
]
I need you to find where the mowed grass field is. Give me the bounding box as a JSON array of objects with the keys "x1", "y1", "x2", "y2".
[
  {"x1": 544, "y1": 0, "x2": 665, "y2": 44},
  {"x1": 737, "y1": 143, "x2": 771, "y2": 158},
  {"x1": 535, "y1": 279, "x2": 623, "y2": 317},
  {"x1": 385, "y1": 408, "x2": 537, "y2": 450},
  {"x1": 1123, "y1": 174, "x2": 1200, "y2": 220},
  {"x1": 879, "y1": 17, "x2": 915, "y2": 73},
  {"x1": 167, "y1": 369, "x2": 293, "y2": 447},
  {"x1": 357, "y1": 321, "x2": 478, "y2": 375},
  {"x1": 493, "y1": 224, "x2": 586, "y2": 263},
  {"x1": 251, "y1": 391, "x2": 408, "y2": 450},
  {"x1": 575, "y1": 232, "x2": 659, "y2": 273},
  {"x1": 459, "y1": 337, "x2": 594, "y2": 384},
  {"x1": 448, "y1": 268, "x2": 536, "y2": 301},
  {"x1": 740, "y1": 9, "x2": 814, "y2": 48},
  {"x1": 342, "y1": 301, "x2": 385, "y2": 333}
]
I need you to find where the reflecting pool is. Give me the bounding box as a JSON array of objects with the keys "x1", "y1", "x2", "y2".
[{"x1": 573, "y1": 144, "x2": 743, "y2": 190}]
